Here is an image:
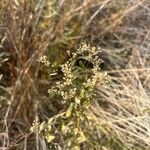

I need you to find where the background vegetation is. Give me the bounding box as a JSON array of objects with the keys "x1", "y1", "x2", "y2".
[{"x1": 0, "y1": 0, "x2": 150, "y2": 149}]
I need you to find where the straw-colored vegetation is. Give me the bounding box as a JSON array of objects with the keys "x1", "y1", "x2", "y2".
[{"x1": 0, "y1": 0, "x2": 150, "y2": 149}]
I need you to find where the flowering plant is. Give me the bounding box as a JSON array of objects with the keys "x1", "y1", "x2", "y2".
[{"x1": 31, "y1": 43, "x2": 107, "y2": 149}]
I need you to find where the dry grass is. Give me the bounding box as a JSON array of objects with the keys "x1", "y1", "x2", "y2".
[
  {"x1": 92, "y1": 67, "x2": 150, "y2": 149},
  {"x1": 0, "y1": 0, "x2": 149, "y2": 149}
]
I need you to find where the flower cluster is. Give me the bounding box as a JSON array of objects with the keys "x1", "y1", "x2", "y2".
[
  {"x1": 37, "y1": 55, "x2": 50, "y2": 67},
  {"x1": 47, "y1": 43, "x2": 107, "y2": 115}
]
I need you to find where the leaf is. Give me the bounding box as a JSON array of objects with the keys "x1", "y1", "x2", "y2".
[
  {"x1": 46, "y1": 135, "x2": 55, "y2": 143},
  {"x1": 75, "y1": 97, "x2": 80, "y2": 104},
  {"x1": 71, "y1": 145, "x2": 80, "y2": 150},
  {"x1": 79, "y1": 60, "x2": 85, "y2": 68},
  {"x1": 66, "y1": 103, "x2": 74, "y2": 117},
  {"x1": 80, "y1": 89, "x2": 85, "y2": 98},
  {"x1": 77, "y1": 131, "x2": 87, "y2": 143},
  {"x1": 61, "y1": 122, "x2": 68, "y2": 133}
]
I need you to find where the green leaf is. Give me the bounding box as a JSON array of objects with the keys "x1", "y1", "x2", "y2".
[
  {"x1": 79, "y1": 60, "x2": 85, "y2": 68},
  {"x1": 61, "y1": 122, "x2": 68, "y2": 133},
  {"x1": 45, "y1": 135, "x2": 55, "y2": 143},
  {"x1": 71, "y1": 145, "x2": 80, "y2": 150},
  {"x1": 66, "y1": 103, "x2": 74, "y2": 117},
  {"x1": 77, "y1": 131, "x2": 87, "y2": 143}
]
